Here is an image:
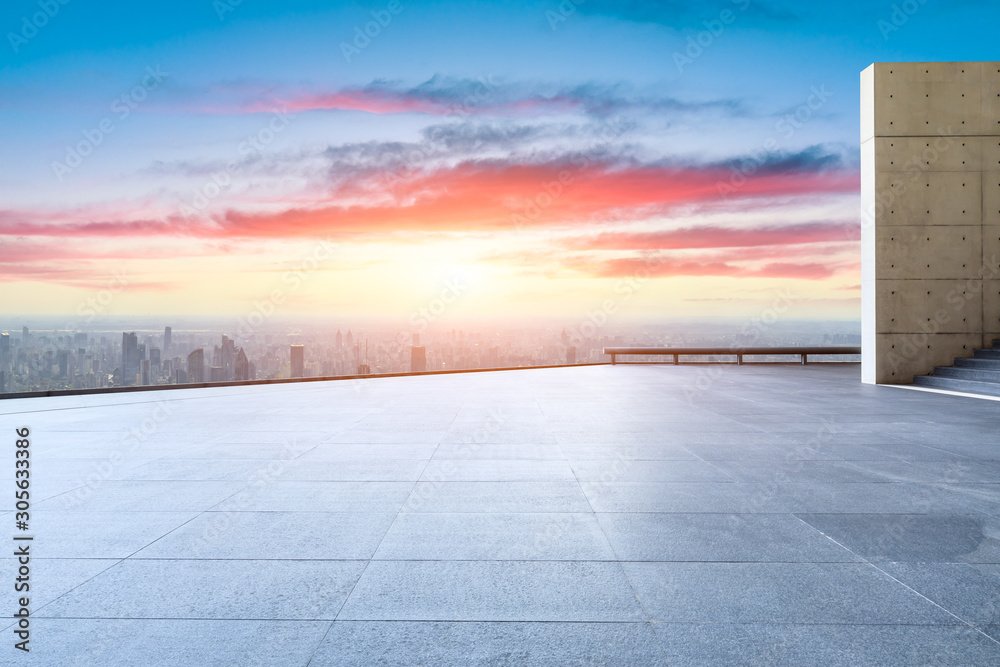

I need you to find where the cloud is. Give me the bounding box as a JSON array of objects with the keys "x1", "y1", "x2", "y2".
[
  {"x1": 589, "y1": 256, "x2": 841, "y2": 280},
  {"x1": 569, "y1": 221, "x2": 855, "y2": 251},
  {"x1": 222, "y1": 77, "x2": 749, "y2": 120},
  {"x1": 0, "y1": 146, "x2": 857, "y2": 242}
]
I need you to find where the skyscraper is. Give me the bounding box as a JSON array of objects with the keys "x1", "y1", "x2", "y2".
[
  {"x1": 57, "y1": 349, "x2": 69, "y2": 377},
  {"x1": 121, "y1": 332, "x2": 139, "y2": 386},
  {"x1": 234, "y1": 348, "x2": 250, "y2": 382},
  {"x1": 411, "y1": 346, "x2": 426, "y2": 372},
  {"x1": 336, "y1": 330, "x2": 343, "y2": 348},
  {"x1": 290, "y1": 345, "x2": 304, "y2": 378},
  {"x1": 346, "y1": 330, "x2": 353, "y2": 349},
  {"x1": 0, "y1": 333, "x2": 9, "y2": 371},
  {"x1": 566, "y1": 347, "x2": 577, "y2": 365},
  {"x1": 140, "y1": 359, "x2": 151, "y2": 385},
  {"x1": 163, "y1": 326, "x2": 172, "y2": 353},
  {"x1": 221, "y1": 335, "x2": 236, "y2": 380},
  {"x1": 187, "y1": 349, "x2": 204, "y2": 384}
]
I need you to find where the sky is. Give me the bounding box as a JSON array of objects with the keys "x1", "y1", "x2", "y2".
[{"x1": 1, "y1": 0, "x2": 998, "y2": 325}]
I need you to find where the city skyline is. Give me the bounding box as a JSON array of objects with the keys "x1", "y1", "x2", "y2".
[
  {"x1": 0, "y1": 316, "x2": 862, "y2": 394},
  {"x1": 4, "y1": 2, "x2": 999, "y2": 320}
]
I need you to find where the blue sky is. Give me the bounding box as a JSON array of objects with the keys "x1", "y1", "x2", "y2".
[{"x1": 1, "y1": 0, "x2": 996, "y2": 319}]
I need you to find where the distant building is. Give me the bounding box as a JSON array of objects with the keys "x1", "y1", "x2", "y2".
[
  {"x1": 290, "y1": 345, "x2": 304, "y2": 378},
  {"x1": 163, "y1": 326, "x2": 172, "y2": 353},
  {"x1": 57, "y1": 349, "x2": 70, "y2": 377},
  {"x1": 187, "y1": 349, "x2": 204, "y2": 384},
  {"x1": 0, "y1": 332, "x2": 9, "y2": 369},
  {"x1": 209, "y1": 366, "x2": 226, "y2": 382},
  {"x1": 141, "y1": 359, "x2": 151, "y2": 385},
  {"x1": 122, "y1": 332, "x2": 139, "y2": 386},
  {"x1": 411, "y1": 346, "x2": 426, "y2": 372},
  {"x1": 0, "y1": 370, "x2": 5, "y2": 393},
  {"x1": 234, "y1": 348, "x2": 250, "y2": 382},
  {"x1": 566, "y1": 347, "x2": 577, "y2": 365},
  {"x1": 413, "y1": 333, "x2": 420, "y2": 346},
  {"x1": 174, "y1": 368, "x2": 188, "y2": 384},
  {"x1": 221, "y1": 335, "x2": 236, "y2": 380},
  {"x1": 336, "y1": 330, "x2": 343, "y2": 348},
  {"x1": 150, "y1": 348, "x2": 161, "y2": 373},
  {"x1": 346, "y1": 330, "x2": 353, "y2": 349}
]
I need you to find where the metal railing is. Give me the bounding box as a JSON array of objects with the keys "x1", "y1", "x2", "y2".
[{"x1": 603, "y1": 346, "x2": 862, "y2": 365}]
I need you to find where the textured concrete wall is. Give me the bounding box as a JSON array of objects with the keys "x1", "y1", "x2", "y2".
[{"x1": 862, "y1": 62, "x2": 1000, "y2": 384}]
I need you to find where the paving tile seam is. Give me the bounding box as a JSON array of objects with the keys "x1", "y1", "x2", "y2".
[
  {"x1": 33, "y1": 617, "x2": 678, "y2": 624},
  {"x1": 558, "y1": 435, "x2": 658, "y2": 631},
  {"x1": 12, "y1": 558, "x2": 911, "y2": 563},
  {"x1": 325, "y1": 392, "x2": 465, "y2": 642},
  {"x1": 27, "y1": 558, "x2": 127, "y2": 618},
  {"x1": 791, "y1": 515, "x2": 1000, "y2": 648}
]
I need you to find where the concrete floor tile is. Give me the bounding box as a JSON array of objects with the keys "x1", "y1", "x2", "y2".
[
  {"x1": 134, "y1": 511, "x2": 397, "y2": 559},
  {"x1": 374, "y1": 512, "x2": 615, "y2": 560},
  {"x1": 623, "y1": 562, "x2": 956, "y2": 624},
  {"x1": 338, "y1": 561, "x2": 646, "y2": 621},
  {"x1": 312, "y1": 621, "x2": 666, "y2": 666},
  {"x1": 41, "y1": 559, "x2": 367, "y2": 620}
]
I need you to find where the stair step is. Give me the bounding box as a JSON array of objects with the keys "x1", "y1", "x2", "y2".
[
  {"x1": 973, "y1": 349, "x2": 1000, "y2": 360},
  {"x1": 955, "y1": 357, "x2": 1000, "y2": 370},
  {"x1": 933, "y1": 366, "x2": 1000, "y2": 383},
  {"x1": 913, "y1": 375, "x2": 1000, "y2": 397}
]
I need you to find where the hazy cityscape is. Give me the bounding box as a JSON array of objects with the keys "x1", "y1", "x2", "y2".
[{"x1": 0, "y1": 318, "x2": 862, "y2": 395}]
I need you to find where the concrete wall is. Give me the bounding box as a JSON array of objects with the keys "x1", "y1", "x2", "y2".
[{"x1": 862, "y1": 62, "x2": 1000, "y2": 384}]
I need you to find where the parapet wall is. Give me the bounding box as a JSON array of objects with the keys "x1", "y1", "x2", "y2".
[{"x1": 861, "y1": 62, "x2": 1000, "y2": 384}]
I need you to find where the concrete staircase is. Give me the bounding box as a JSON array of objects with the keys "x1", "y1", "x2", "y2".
[{"x1": 913, "y1": 340, "x2": 1000, "y2": 397}]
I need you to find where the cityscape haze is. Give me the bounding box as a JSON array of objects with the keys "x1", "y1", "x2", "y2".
[{"x1": 0, "y1": 318, "x2": 861, "y2": 394}]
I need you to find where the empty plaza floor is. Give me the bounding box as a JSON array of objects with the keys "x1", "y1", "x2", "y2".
[{"x1": 3, "y1": 363, "x2": 1000, "y2": 665}]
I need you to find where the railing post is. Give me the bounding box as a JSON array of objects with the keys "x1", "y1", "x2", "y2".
[
  {"x1": 611, "y1": 354, "x2": 616, "y2": 365},
  {"x1": 673, "y1": 354, "x2": 678, "y2": 365},
  {"x1": 737, "y1": 354, "x2": 742, "y2": 365},
  {"x1": 801, "y1": 354, "x2": 807, "y2": 365}
]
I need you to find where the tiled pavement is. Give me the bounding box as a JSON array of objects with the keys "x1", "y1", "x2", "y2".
[{"x1": 2, "y1": 364, "x2": 1000, "y2": 665}]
